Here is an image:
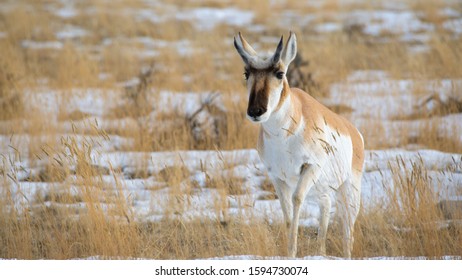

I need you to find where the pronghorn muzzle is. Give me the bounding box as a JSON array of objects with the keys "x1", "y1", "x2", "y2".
[
  {"x1": 247, "y1": 105, "x2": 266, "y2": 119},
  {"x1": 246, "y1": 81, "x2": 269, "y2": 121}
]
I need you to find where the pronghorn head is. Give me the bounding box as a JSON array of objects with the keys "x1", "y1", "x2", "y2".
[{"x1": 234, "y1": 32, "x2": 297, "y2": 123}]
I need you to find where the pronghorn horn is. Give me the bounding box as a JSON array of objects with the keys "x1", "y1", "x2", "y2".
[
  {"x1": 234, "y1": 32, "x2": 253, "y2": 65},
  {"x1": 271, "y1": 35, "x2": 284, "y2": 65},
  {"x1": 238, "y1": 32, "x2": 257, "y2": 56}
]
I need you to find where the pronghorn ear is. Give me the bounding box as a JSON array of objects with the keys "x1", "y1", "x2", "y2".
[
  {"x1": 272, "y1": 35, "x2": 284, "y2": 65},
  {"x1": 282, "y1": 31, "x2": 297, "y2": 66},
  {"x1": 234, "y1": 32, "x2": 256, "y2": 64}
]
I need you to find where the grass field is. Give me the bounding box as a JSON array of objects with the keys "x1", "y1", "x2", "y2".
[{"x1": 1, "y1": 0, "x2": 462, "y2": 259}]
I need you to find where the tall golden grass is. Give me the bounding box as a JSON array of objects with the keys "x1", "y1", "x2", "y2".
[{"x1": 0, "y1": 0, "x2": 461, "y2": 259}]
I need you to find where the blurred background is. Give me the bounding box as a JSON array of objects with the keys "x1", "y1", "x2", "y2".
[{"x1": 1, "y1": 0, "x2": 461, "y2": 259}]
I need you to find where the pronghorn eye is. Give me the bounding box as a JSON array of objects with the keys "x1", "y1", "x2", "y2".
[
  {"x1": 276, "y1": 71, "x2": 285, "y2": 80},
  {"x1": 244, "y1": 71, "x2": 249, "y2": 80}
]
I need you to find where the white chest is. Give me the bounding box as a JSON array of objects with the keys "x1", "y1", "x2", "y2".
[
  {"x1": 258, "y1": 124, "x2": 353, "y2": 191},
  {"x1": 258, "y1": 131, "x2": 310, "y2": 187}
]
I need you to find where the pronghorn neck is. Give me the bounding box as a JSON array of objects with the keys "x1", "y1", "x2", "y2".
[{"x1": 261, "y1": 80, "x2": 296, "y2": 136}]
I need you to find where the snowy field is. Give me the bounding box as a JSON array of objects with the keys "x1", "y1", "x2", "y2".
[
  {"x1": 3, "y1": 73, "x2": 462, "y2": 259},
  {"x1": 4, "y1": 75, "x2": 462, "y2": 224},
  {"x1": 1, "y1": 0, "x2": 462, "y2": 260}
]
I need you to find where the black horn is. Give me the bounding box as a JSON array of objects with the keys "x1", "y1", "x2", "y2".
[{"x1": 234, "y1": 36, "x2": 249, "y2": 64}]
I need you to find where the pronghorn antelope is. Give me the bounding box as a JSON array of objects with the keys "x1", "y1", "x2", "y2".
[{"x1": 234, "y1": 32, "x2": 364, "y2": 258}]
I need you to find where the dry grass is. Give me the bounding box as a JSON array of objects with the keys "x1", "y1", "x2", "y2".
[
  {"x1": 354, "y1": 158, "x2": 462, "y2": 258},
  {"x1": 2, "y1": 149, "x2": 460, "y2": 259},
  {"x1": 0, "y1": 0, "x2": 461, "y2": 259}
]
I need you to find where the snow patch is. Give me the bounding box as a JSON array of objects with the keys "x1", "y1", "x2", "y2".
[
  {"x1": 175, "y1": 8, "x2": 254, "y2": 31},
  {"x1": 21, "y1": 40, "x2": 64, "y2": 50},
  {"x1": 348, "y1": 10, "x2": 434, "y2": 37},
  {"x1": 56, "y1": 25, "x2": 89, "y2": 40},
  {"x1": 443, "y1": 18, "x2": 462, "y2": 35}
]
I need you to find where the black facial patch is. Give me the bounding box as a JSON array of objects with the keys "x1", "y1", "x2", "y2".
[{"x1": 247, "y1": 77, "x2": 268, "y2": 117}]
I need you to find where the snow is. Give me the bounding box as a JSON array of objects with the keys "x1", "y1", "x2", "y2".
[
  {"x1": 75, "y1": 254, "x2": 462, "y2": 260},
  {"x1": 23, "y1": 88, "x2": 119, "y2": 117},
  {"x1": 439, "y1": 8, "x2": 461, "y2": 18},
  {"x1": 328, "y1": 76, "x2": 462, "y2": 119},
  {"x1": 56, "y1": 25, "x2": 89, "y2": 40},
  {"x1": 21, "y1": 87, "x2": 225, "y2": 122},
  {"x1": 205, "y1": 254, "x2": 462, "y2": 260},
  {"x1": 353, "y1": 10, "x2": 434, "y2": 37},
  {"x1": 102, "y1": 37, "x2": 194, "y2": 57},
  {"x1": 326, "y1": 73, "x2": 462, "y2": 150},
  {"x1": 278, "y1": 11, "x2": 315, "y2": 29},
  {"x1": 4, "y1": 147, "x2": 461, "y2": 229},
  {"x1": 3, "y1": 72, "x2": 462, "y2": 231},
  {"x1": 21, "y1": 40, "x2": 64, "y2": 50},
  {"x1": 307, "y1": 7, "x2": 438, "y2": 45},
  {"x1": 53, "y1": 5, "x2": 78, "y2": 19},
  {"x1": 443, "y1": 18, "x2": 462, "y2": 35},
  {"x1": 346, "y1": 70, "x2": 389, "y2": 83},
  {"x1": 155, "y1": 90, "x2": 227, "y2": 115},
  {"x1": 314, "y1": 22, "x2": 342, "y2": 33},
  {"x1": 131, "y1": 6, "x2": 254, "y2": 31},
  {"x1": 144, "y1": 149, "x2": 460, "y2": 222},
  {"x1": 175, "y1": 8, "x2": 254, "y2": 31}
]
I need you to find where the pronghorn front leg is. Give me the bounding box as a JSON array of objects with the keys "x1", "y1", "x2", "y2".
[
  {"x1": 272, "y1": 178, "x2": 293, "y2": 229},
  {"x1": 288, "y1": 163, "x2": 323, "y2": 258}
]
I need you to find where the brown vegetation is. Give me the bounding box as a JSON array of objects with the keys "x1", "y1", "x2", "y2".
[{"x1": 0, "y1": 0, "x2": 461, "y2": 259}]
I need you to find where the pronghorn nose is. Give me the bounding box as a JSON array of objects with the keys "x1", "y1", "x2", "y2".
[{"x1": 247, "y1": 107, "x2": 266, "y2": 118}]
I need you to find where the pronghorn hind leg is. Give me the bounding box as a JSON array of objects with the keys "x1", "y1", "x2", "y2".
[
  {"x1": 341, "y1": 210, "x2": 356, "y2": 259},
  {"x1": 318, "y1": 193, "x2": 331, "y2": 256},
  {"x1": 337, "y1": 178, "x2": 361, "y2": 259}
]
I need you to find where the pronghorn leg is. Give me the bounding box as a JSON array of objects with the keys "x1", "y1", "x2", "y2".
[
  {"x1": 288, "y1": 163, "x2": 322, "y2": 258},
  {"x1": 273, "y1": 178, "x2": 293, "y2": 229},
  {"x1": 318, "y1": 193, "x2": 331, "y2": 256},
  {"x1": 337, "y1": 178, "x2": 361, "y2": 259}
]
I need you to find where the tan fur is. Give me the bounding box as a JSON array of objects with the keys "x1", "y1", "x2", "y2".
[{"x1": 281, "y1": 87, "x2": 365, "y2": 172}]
